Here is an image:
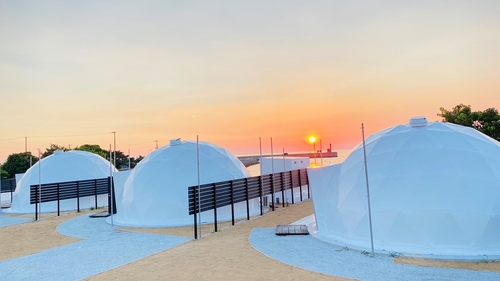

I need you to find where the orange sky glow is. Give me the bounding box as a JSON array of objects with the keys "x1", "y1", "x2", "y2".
[{"x1": 1, "y1": 1, "x2": 499, "y2": 163}]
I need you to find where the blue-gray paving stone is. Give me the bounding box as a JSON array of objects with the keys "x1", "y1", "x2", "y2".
[
  {"x1": 0, "y1": 214, "x2": 191, "y2": 281},
  {"x1": 0, "y1": 213, "x2": 31, "y2": 227},
  {"x1": 249, "y1": 228, "x2": 500, "y2": 281}
]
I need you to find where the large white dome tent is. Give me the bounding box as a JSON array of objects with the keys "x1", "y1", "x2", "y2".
[
  {"x1": 7, "y1": 150, "x2": 117, "y2": 213},
  {"x1": 308, "y1": 117, "x2": 500, "y2": 259},
  {"x1": 112, "y1": 138, "x2": 260, "y2": 227}
]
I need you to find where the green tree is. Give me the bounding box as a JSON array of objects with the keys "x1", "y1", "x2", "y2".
[
  {"x1": 438, "y1": 104, "x2": 500, "y2": 141},
  {"x1": 437, "y1": 104, "x2": 480, "y2": 127},
  {"x1": 129, "y1": 155, "x2": 144, "y2": 169},
  {"x1": 1, "y1": 167, "x2": 9, "y2": 179},
  {"x1": 1, "y1": 152, "x2": 39, "y2": 178},
  {"x1": 113, "y1": 150, "x2": 129, "y2": 170},
  {"x1": 74, "y1": 144, "x2": 133, "y2": 170},
  {"x1": 110, "y1": 151, "x2": 144, "y2": 170},
  {"x1": 74, "y1": 144, "x2": 109, "y2": 159},
  {"x1": 42, "y1": 144, "x2": 70, "y2": 158},
  {"x1": 475, "y1": 107, "x2": 500, "y2": 141}
]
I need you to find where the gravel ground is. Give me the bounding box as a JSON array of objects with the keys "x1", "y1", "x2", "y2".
[
  {"x1": 249, "y1": 228, "x2": 500, "y2": 281},
  {"x1": 0, "y1": 213, "x2": 31, "y2": 227},
  {"x1": 0, "y1": 214, "x2": 191, "y2": 281}
]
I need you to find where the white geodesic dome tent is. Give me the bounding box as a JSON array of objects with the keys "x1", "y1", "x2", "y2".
[
  {"x1": 112, "y1": 138, "x2": 260, "y2": 227},
  {"x1": 308, "y1": 117, "x2": 500, "y2": 258},
  {"x1": 8, "y1": 150, "x2": 117, "y2": 213}
]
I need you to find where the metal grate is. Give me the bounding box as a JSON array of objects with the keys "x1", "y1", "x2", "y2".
[{"x1": 275, "y1": 225, "x2": 309, "y2": 235}]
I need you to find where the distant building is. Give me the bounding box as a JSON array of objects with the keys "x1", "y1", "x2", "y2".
[{"x1": 261, "y1": 157, "x2": 309, "y2": 205}]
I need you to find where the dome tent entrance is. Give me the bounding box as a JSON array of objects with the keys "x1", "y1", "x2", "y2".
[
  {"x1": 308, "y1": 117, "x2": 500, "y2": 259},
  {"x1": 7, "y1": 150, "x2": 117, "y2": 214},
  {"x1": 112, "y1": 139, "x2": 260, "y2": 227}
]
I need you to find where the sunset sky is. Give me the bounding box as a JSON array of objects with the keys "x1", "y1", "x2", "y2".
[{"x1": 1, "y1": 0, "x2": 499, "y2": 162}]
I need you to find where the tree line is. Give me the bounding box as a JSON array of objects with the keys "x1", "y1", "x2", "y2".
[
  {"x1": 438, "y1": 104, "x2": 500, "y2": 141},
  {"x1": 0, "y1": 144, "x2": 144, "y2": 179}
]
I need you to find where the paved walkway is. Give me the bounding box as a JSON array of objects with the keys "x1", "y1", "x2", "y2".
[
  {"x1": 249, "y1": 228, "x2": 500, "y2": 281},
  {"x1": 0, "y1": 213, "x2": 30, "y2": 227},
  {"x1": 0, "y1": 214, "x2": 190, "y2": 281}
]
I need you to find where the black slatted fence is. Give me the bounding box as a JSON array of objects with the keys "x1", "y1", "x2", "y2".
[
  {"x1": 188, "y1": 168, "x2": 309, "y2": 238},
  {"x1": 1, "y1": 179, "x2": 16, "y2": 203},
  {"x1": 30, "y1": 177, "x2": 116, "y2": 220}
]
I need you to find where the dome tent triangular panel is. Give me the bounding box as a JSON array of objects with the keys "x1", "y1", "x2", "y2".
[
  {"x1": 112, "y1": 139, "x2": 260, "y2": 227},
  {"x1": 308, "y1": 117, "x2": 500, "y2": 259},
  {"x1": 7, "y1": 150, "x2": 117, "y2": 213}
]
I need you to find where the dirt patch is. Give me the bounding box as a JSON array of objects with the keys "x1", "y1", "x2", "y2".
[{"x1": 395, "y1": 257, "x2": 500, "y2": 273}]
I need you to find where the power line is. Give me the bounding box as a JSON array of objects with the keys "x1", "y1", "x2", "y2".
[
  {"x1": 0, "y1": 132, "x2": 110, "y2": 141},
  {"x1": 0, "y1": 146, "x2": 20, "y2": 149},
  {"x1": 0, "y1": 137, "x2": 24, "y2": 142},
  {"x1": 27, "y1": 132, "x2": 111, "y2": 139},
  {"x1": 120, "y1": 140, "x2": 157, "y2": 147}
]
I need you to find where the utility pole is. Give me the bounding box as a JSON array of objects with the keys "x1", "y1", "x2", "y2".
[
  {"x1": 109, "y1": 144, "x2": 114, "y2": 226},
  {"x1": 155, "y1": 140, "x2": 158, "y2": 149},
  {"x1": 25, "y1": 137, "x2": 27, "y2": 152},
  {"x1": 362, "y1": 123, "x2": 375, "y2": 255},
  {"x1": 37, "y1": 148, "x2": 42, "y2": 219},
  {"x1": 271, "y1": 137, "x2": 275, "y2": 211},
  {"x1": 196, "y1": 135, "x2": 201, "y2": 238},
  {"x1": 283, "y1": 148, "x2": 287, "y2": 205},
  {"x1": 128, "y1": 149, "x2": 131, "y2": 170}
]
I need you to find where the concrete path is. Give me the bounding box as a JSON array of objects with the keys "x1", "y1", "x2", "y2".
[
  {"x1": 0, "y1": 214, "x2": 190, "y2": 281},
  {"x1": 0, "y1": 213, "x2": 30, "y2": 227},
  {"x1": 249, "y1": 228, "x2": 500, "y2": 281}
]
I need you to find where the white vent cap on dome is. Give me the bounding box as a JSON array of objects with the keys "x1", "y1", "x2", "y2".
[
  {"x1": 54, "y1": 149, "x2": 64, "y2": 155},
  {"x1": 409, "y1": 116, "x2": 428, "y2": 127},
  {"x1": 170, "y1": 138, "x2": 182, "y2": 146}
]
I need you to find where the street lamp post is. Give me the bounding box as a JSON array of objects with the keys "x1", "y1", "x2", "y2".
[{"x1": 320, "y1": 139, "x2": 323, "y2": 166}]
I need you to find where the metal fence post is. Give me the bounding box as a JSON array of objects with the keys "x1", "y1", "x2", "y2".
[
  {"x1": 57, "y1": 183, "x2": 60, "y2": 216},
  {"x1": 34, "y1": 187, "x2": 38, "y2": 221},
  {"x1": 108, "y1": 177, "x2": 116, "y2": 216},
  {"x1": 193, "y1": 187, "x2": 198, "y2": 239},
  {"x1": 245, "y1": 178, "x2": 250, "y2": 220},
  {"x1": 280, "y1": 172, "x2": 285, "y2": 208},
  {"x1": 10, "y1": 180, "x2": 14, "y2": 203},
  {"x1": 271, "y1": 174, "x2": 275, "y2": 211},
  {"x1": 111, "y1": 177, "x2": 116, "y2": 214},
  {"x1": 299, "y1": 169, "x2": 303, "y2": 202},
  {"x1": 94, "y1": 179, "x2": 98, "y2": 209},
  {"x1": 306, "y1": 169, "x2": 310, "y2": 199},
  {"x1": 107, "y1": 177, "x2": 112, "y2": 215},
  {"x1": 213, "y1": 183, "x2": 218, "y2": 232},
  {"x1": 290, "y1": 171, "x2": 295, "y2": 204},
  {"x1": 76, "y1": 181, "x2": 80, "y2": 212},
  {"x1": 258, "y1": 175, "x2": 263, "y2": 216},
  {"x1": 230, "y1": 181, "x2": 235, "y2": 226}
]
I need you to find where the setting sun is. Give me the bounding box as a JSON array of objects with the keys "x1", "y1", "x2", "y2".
[{"x1": 308, "y1": 136, "x2": 317, "y2": 143}]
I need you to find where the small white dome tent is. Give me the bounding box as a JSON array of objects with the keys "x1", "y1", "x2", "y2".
[
  {"x1": 7, "y1": 150, "x2": 117, "y2": 213},
  {"x1": 112, "y1": 138, "x2": 260, "y2": 227},
  {"x1": 308, "y1": 117, "x2": 500, "y2": 259}
]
